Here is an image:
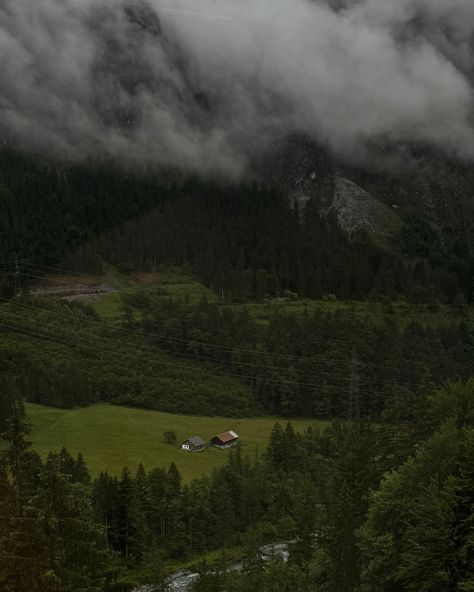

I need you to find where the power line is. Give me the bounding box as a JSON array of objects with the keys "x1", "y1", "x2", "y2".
[
  {"x1": 152, "y1": 5, "x2": 234, "y2": 21},
  {"x1": 347, "y1": 347, "x2": 360, "y2": 422},
  {"x1": 0, "y1": 294, "x2": 366, "y2": 375},
  {"x1": 19, "y1": 262, "x2": 108, "y2": 278},
  {"x1": 0, "y1": 297, "x2": 453, "y2": 391},
  {"x1": 2, "y1": 264, "x2": 470, "y2": 378},
  {"x1": 20, "y1": 262, "x2": 474, "y2": 315},
  {"x1": 0, "y1": 298, "x2": 395, "y2": 394},
  {"x1": 96, "y1": 0, "x2": 236, "y2": 22},
  {"x1": 2, "y1": 278, "x2": 359, "y2": 366},
  {"x1": 0, "y1": 320, "x2": 255, "y2": 407},
  {"x1": 0, "y1": 311, "x2": 357, "y2": 392},
  {"x1": 10, "y1": 280, "x2": 467, "y2": 377},
  {"x1": 0, "y1": 316, "x2": 374, "y2": 401},
  {"x1": 14, "y1": 256, "x2": 21, "y2": 297}
]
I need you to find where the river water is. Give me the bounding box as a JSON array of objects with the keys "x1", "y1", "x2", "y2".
[{"x1": 134, "y1": 541, "x2": 293, "y2": 592}]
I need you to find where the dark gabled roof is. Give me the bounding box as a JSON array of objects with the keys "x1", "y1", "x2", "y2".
[
  {"x1": 213, "y1": 430, "x2": 239, "y2": 443},
  {"x1": 187, "y1": 435, "x2": 206, "y2": 447}
]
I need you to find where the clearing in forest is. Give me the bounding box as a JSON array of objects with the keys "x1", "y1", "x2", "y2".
[{"x1": 27, "y1": 403, "x2": 321, "y2": 481}]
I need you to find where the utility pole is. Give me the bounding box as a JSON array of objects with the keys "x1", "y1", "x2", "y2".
[
  {"x1": 14, "y1": 256, "x2": 21, "y2": 296},
  {"x1": 348, "y1": 347, "x2": 360, "y2": 421}
]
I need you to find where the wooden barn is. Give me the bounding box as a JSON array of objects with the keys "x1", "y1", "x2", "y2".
[
  {"x1": 181, "y1": 435, "x2": 206, "y2": 452},
  {"x1": 212, "y1": 430, "x2": 239, "y2": 449}
]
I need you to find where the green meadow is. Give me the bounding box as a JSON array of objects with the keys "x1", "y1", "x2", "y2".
[
  {"x1": 90, "y1": 266, "x2": 218, "y2": 321},
  {"x1": 88, "y1": 266, "x2": 473, "y2": 329},
  {"x1": 26, "y1": 403, "x2": 321, "y2": 481}
]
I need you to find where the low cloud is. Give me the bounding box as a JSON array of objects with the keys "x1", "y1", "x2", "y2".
[{"x1": 1, "y1": 0, "x2": 474, "y2": 176}]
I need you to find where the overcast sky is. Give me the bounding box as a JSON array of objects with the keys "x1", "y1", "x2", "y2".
[{"x1": 1, "y1": 0, "x2": 474, "y2": 176}]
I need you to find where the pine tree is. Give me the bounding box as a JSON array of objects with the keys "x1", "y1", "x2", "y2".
[
  {"x1": 0, "y1": 466, "x2": 43, "y2": 592},
  {"x1": 92, "y1": 472, "x2": 120, "y2": 548},
  {"x1": 1, "y1": 400, "x2": 33, "y2": 497},
  {"x1": 267, "y1": 422, "x2": 285, "y2": 470},
  {"x1": 131, "y1": 463, "x2": 152, "y2": 560},
  {"x1": 73, "y1": 453, "x2": 91, "y2": 485},
  {"x1": 117, "y1": 467, "x2": 134, "y2": 560},
  {"x1": 31, "y1": 452, "x2": 112, "y2": 592},
  {"x1": 321, "y1": 421, "x2": 379, "y2": 592}
]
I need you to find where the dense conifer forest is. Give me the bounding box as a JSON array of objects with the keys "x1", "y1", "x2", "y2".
[{"x1": 1, "y1": 151, "x2": 473, "y2": 304}]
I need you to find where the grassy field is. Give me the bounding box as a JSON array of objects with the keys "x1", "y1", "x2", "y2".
[
  {"x1": 26, "y1": 403, "x2": 321, "y2": 481},
  {"x1": 219, "y1": 299, "x2": 471, "y2": 328},
  {"x1": 86, "y1": 266, "x2": 473, "y2": 328},
  {"x1": 90, "y1": 267, "x2": 218, "y2": 321},
  {"x1": 27, "y1": 259, "x2": 474, "y2": 331}
]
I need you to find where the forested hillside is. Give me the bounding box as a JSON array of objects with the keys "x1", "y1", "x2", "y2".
[
  {"x1": 0, "y1": 296, "x2": 253, "y2": 420},
  {"x1": 0, "y1": 149, "x2": 171, "y2": 278},
  {"x1": 93, "y1": 183, "x2": 473, "y2": 304},
  {"x1": 0, "y1": 281, "x2": 472, "y2": 422},
  {"x1": 1, "y1": 150, "x2": 473, "y2": 304}
]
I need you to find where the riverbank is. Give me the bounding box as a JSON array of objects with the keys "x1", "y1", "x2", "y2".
[{"x1": 133, "y1": 540, "x2": 294, "y2": 592}]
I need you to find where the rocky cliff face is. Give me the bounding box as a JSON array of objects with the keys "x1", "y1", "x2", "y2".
[
  {"x1": 264, "y1": 135, "x2": 474, "y2": 247},
  {"x1": 329, "y1": 177, "x2": 403, "y2": 237}
]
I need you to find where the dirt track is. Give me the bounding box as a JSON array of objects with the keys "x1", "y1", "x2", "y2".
[{"x1": 30, "y1": 282, "x2": 117, "y2": 302}]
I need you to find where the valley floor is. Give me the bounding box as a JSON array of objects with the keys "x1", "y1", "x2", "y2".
[{"x1": 26, "y1": 402, "x2": 321, "y2": 481}]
